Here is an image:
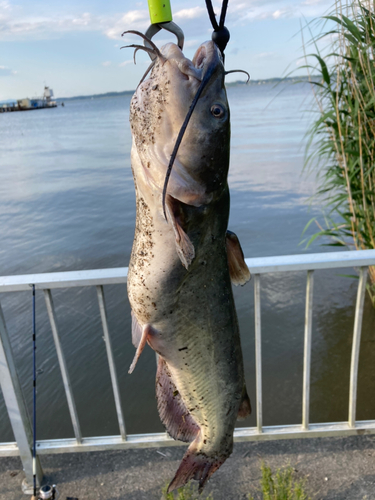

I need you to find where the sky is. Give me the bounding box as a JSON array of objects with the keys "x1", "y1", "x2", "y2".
[{"x1": 0, "y1": 0, "x2": 330, "y2": 100}]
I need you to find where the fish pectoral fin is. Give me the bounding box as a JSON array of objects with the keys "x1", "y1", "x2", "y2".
[
  {"x1": 131, "y1": 310, "x2": 143, "y2": 348},
  {"x1": 166, "y1": 195, "x2": 195, "y2": 269},
  {"x1": 237, "y1": 384, "x2": 251, "y2": 420},
  {"x1": 226, "y1": 230, "x2": 251, "y2": 286},
  {"x1": 128, "y1": 323, "x2": 153, "y2": 374},
  {"x1": 174, "y1": 224, "x2": 195, "y2": 270},
  {"x1": 156, "y1": 357, "x2": 200, "y2": 443}
]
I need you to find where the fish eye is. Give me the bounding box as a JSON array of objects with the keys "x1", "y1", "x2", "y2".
[{"x1": 210, "y1": 104, "x2": 225, "y2": 118}]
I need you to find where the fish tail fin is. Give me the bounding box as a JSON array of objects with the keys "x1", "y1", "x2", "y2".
[{"x1": 167, "y1": 439, "x2": 227, "y2": 493}]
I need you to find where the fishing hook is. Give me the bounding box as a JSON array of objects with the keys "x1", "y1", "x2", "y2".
[
  {"x1": 144, "y1": 22, "x2": 184, "y2": 60},
  {"x1": 121, "y1": 30, "x2": 167, "y2": 63},
  {"x1": 140, "y1": 0, "x2": 184, "y2": 60}
]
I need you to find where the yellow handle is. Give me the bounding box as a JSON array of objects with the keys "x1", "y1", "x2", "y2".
[{"x1": 147, "y1": 0, "x2": 172, "y2": 24}]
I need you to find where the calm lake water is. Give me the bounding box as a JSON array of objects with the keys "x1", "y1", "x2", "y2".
[{"x1": 0, "y1": 83, "x2": 374, "y2": 442}]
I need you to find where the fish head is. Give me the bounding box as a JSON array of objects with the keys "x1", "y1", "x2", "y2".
[{"x1": 130, "y1": 40, "x2": 230, "y2": 207}]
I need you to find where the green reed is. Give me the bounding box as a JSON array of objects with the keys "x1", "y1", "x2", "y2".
[{"x1": 303, "y1": 0, "x2": 375, "y2": 305}]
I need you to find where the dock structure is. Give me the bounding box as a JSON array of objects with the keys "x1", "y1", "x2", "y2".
[{"x1": 1, "y1": 86, "x2": 57, "y2": 113}]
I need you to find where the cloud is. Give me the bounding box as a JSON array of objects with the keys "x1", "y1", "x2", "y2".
[
  {"x1": 105, "y1": 10, "x2": 149, "y2": 40},
  {"x1": 174, "y1": 7, "x2": 206, "y2": 21},
  {"x1": 272, "y1": 9, "x2": 285, "y2": 19},
  {"x1": 118, "y1": 60, "x2": 133, "y2": 67},
  {"x1": 302, "y1": 0, "x2": 326, "y2": 5},
  {"x1": 102, "y1": 61, "x2": 111, "y2": 67},
  {"x1": 0, "y1": 0, "x2": 330, "y2": 42},
  {"x1": 184, "y1": 39, "x2": 200, "y2": 48},
  {"x1": 0, "y1": 6, "x2": 110, "y2": 40},
  {"x1": 0, "y1": 0, "x2": 11, "y2": 12},
  {"x1": 0, "y1": 65, "x2": 16, "y2": 76},
  {"x1": 229, "y1": 0, "x2": 329, "y2": 23},
  {"x1": 0, "y1": 1, "x2": 114, "y2": 40}
]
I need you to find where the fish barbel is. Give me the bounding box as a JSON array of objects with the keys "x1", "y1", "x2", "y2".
[{"x1": 127, "y1": 38, "x2": 251, "y2": 492}]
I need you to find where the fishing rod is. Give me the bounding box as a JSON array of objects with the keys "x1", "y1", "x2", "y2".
[{"x1": 30, "y1": 285, "x2": 58, "y2": 500}]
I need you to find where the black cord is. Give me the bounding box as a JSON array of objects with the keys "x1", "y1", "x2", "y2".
[
  {"x1": 204, "y1": 0, "x2": 219, "y2": 31},
  {"x1": 162, "y1": 61, "x2": 217, "y2": 219},
  {"x1": 159, "y1": 0, "x2": 231, "y2": 219},
  {"x1": 204, "y1": 0, "x2": 230, "y2": 56},
  {"x1": 161, "y1": 0, "x2": 231, "y2": 217},
  {"x1": 219, "y1": 0, "x2": 229, "y2": 28}
]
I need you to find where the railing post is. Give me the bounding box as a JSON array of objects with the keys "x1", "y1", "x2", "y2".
[
  {"x1": 0, "y1": 300, "x2": 43, "y2": 492},
  {"x1": 44, "y1": 289, "x2": 82, "y2": 443},
  {"x1": 254, "y1": 274, "x2": 263, "y2": 433},
  {"x1": 302, "y1": 270, "x2": 314, "y2": 430},
  {"x1": 96, "y1": 285, "x2": 126, "y2": 440},
  {"x1": 348, "y1": 266, "x2": 368, "y2": 428}
]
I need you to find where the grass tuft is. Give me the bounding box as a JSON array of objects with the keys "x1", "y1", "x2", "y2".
[
  {"x1": 160, "y1": 481, "x2": 213, "y2": 500},
  {"x1": 160, "y1": 462, "x2": 310, "y2": 500},
  {"x1": 248, "y1": 462, "x2": 311, "y2": 500}
]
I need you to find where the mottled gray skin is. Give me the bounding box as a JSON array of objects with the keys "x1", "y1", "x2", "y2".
[{"x1": 127, "y1": 41, "x2": 247, "y2": 489}]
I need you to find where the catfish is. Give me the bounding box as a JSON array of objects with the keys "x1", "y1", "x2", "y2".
[{"x1": 127, "y1": 39, "x2": 251, "y2": 492}]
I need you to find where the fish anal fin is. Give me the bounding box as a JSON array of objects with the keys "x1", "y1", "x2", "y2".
[
  {"x1": 131, "y1": 310, "x2": 143, "y2": 348},
  {"x1": 156, "y1": 357, "x2": 200, "y2": 443},
  {"x1": 168, "y1": 439, "x2": 228, "y2": 493},
  {"x1": 128, "y1": 323, "x2": 153, "y2": 374},
  {"x1": 166, "y1": 195, "x2": 195, "y2": 269},
  {"x1": 237, "y1": 385, "x2": 251, "y2": 420},
  {"x1": 226, "y1": 230, "x2": 251, "y2": 286}
]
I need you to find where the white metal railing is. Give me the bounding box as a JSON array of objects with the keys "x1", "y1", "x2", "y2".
[{"x1": 1, "y1": 249, "x2": 375, "y2": 492}]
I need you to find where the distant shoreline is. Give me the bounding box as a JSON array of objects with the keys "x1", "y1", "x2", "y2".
[
  {"x1": 56, "y1": 75, "x2": 316, "y2": 101},
  {"x1": 2, "y1": 76, "x2": 318, "y2": 105}
]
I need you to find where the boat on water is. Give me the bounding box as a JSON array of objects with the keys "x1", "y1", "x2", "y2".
[{"x1": 1, "y1": 86, "x2": 57, "y2": 113}]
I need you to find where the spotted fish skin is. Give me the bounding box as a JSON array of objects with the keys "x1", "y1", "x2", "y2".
[{"x1": 127, "y1": 39, "x2": 250, "y2": 492}]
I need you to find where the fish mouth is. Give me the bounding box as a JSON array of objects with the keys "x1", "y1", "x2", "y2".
[
  {"x1": 161, "y1": 40, "x2": 221, "y2": 83},
  {"x1": 192, "y1": 42, "x2": 220, "y2": 72}
]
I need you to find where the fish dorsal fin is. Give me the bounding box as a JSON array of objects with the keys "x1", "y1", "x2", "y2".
[
  {"x1": 226, "y1": 230, "x2": 251, "y2": 286},
  {"x1": 166, "y1": 195, "x2": 195, "y2": 269},
  {"x1": 156, "y1": 357, "x2": 200, "y2": 443}
]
